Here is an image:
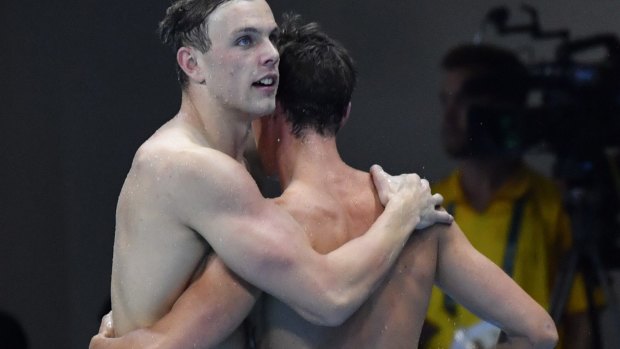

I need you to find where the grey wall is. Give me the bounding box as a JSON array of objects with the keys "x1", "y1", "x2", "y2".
[{"x1": 1, "y1": 1, "x2": 619, "y2": 348}]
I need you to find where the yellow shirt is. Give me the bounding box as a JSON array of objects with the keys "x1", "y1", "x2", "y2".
[{"x1": 423, "y1": 166, "x2": 588, "y2": 349}]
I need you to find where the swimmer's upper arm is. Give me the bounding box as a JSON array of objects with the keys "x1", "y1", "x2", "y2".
[
  {"x1": 435, "y1": 223, "x2": 557, "y2": 347},
  {"x1": 111, "y1": 146, "x2": 214, "y2": 336},
  {"x1": 152, "y1": 256, "x2": 260, "y2": 348}
]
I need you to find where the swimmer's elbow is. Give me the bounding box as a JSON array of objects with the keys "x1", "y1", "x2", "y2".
[
  {"x1": 269, "y1": 255, "x2": 355, "y2": 325},
  {"x1": 531, "y1": 319, "x2": 558, "y2": 349},
  {"x1": 316, "y1": 304, "x2": 350, "y2": 326},
  {"x1": 294, "y1": 309, "x2": 344, "y2": 327},
  {"x1": 505, "y1": 316, "x2": 557, "y2": 349},
  {"x1": 286, "y1": 281, "x2": 354, "y2": 326},
  {"x1": 316, "y1": 315, "x2": 348, "y2": 327},
  {"x1": 256, "y1": 246, "x2": 356, "y2": 326},
  {"x1": 527, "y1": 310, "x2": 558, "y2": 349},
  {"x1": 302, "y1": 288, "x2": 356, "y2": 326},
  {"x1": 296, "y1": 303, "x2": 350, "y2": 327}
]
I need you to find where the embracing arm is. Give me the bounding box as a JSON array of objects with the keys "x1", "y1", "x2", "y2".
[
  {"x1": 434, "y1": 222, "x2": 558, "y2": 349},
  {"x1": 90, "y1": 255, "x2": 259, "y2": 349},
  {"x1": 181, "y1": 153, "x2": 450, "y2": 326}
]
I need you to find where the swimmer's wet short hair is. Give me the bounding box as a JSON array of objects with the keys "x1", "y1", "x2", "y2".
[
  {"x1": 158, "y1": 0, "x2": 233, "y2": 88},
  {"x1": 277, "y1": 13, "x2": 357, "y2": 137}
]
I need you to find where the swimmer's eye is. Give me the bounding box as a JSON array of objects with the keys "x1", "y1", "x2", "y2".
[{"x1": 236, "y1": 35, "x2": 253, "y2": 47}]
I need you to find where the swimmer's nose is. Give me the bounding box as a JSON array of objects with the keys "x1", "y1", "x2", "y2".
[{"x1": 263, "y1": 40, "x2": 279, "y2": 68}]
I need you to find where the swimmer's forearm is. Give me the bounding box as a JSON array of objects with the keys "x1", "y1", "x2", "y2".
[
  {"x1": 93, "y1": 258, "x2": 259, "y2": 349},
  {"x1": 90, "y1": 314, "x2": 241, "y2": 349},
  {"x1": 145, "y1": 257, "x2": 259, "y2": 348},
  {"x1": 89, "y1": 328, "x2": 167, "y2": 349}
]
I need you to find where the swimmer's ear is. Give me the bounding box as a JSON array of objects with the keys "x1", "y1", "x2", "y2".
[
  {"x1": 177, "y1": 47, "x2": 204, "y2": 84},
  {"x1": 339, "y1": 102, "x2": 352, "y2": 129}
]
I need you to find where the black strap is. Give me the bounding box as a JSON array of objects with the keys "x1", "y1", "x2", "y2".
[{"x1": 502, "y1": 195, "x2": 527, "y2": 277}]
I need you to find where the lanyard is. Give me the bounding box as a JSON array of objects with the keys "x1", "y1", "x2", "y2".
[{"x1": 443, "y1": 195, "x2": 528, "y2": 316}]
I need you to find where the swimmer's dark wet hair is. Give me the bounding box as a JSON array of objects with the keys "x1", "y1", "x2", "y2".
[
  {"x1": 277, "y1": 13, "x2": 357, "y2": 138},
  {"x1": 158, "y1": 0, "x2": 233, "y2": 88}
]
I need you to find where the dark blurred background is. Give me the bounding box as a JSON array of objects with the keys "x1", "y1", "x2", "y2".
[{"x1": 2, "y1": 1, "x2": 620, "y2": 348}]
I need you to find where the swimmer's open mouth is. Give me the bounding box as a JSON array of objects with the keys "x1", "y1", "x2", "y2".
[{"x1": 252, "y1": 75, "x2": 278, "y2": 87}]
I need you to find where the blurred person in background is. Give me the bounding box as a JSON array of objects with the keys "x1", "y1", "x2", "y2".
[{"x1": 421, "y1": 43, "x2": 591, "y2": 349}]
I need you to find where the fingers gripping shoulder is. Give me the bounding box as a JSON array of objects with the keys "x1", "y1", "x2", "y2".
[
  {"x1": 370, "y1": 164, "x2": 423, "y2": 206},
  {"x1": 369, "y1": 165, "x2": 453, "y2": 230}
]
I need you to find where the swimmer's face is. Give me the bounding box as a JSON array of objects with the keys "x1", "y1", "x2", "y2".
[{"x1": 195, "y1": 0, "x2": 280, "y2": 118}]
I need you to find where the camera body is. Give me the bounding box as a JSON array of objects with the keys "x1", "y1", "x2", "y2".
[
  {"x1": 465, "y1": 27, "x2": 620, "y2": 266},
  {"x1": 466, "y1": 34, "x2": 620, "y2": 160}
]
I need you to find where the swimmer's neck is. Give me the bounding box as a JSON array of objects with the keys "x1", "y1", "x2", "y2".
[
  {"x1": 175, "y1": 90, "x2": 252, "y2": 162},
  {"x1": 276, "y1": 132, "x2": 352, "y2": 189}
]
